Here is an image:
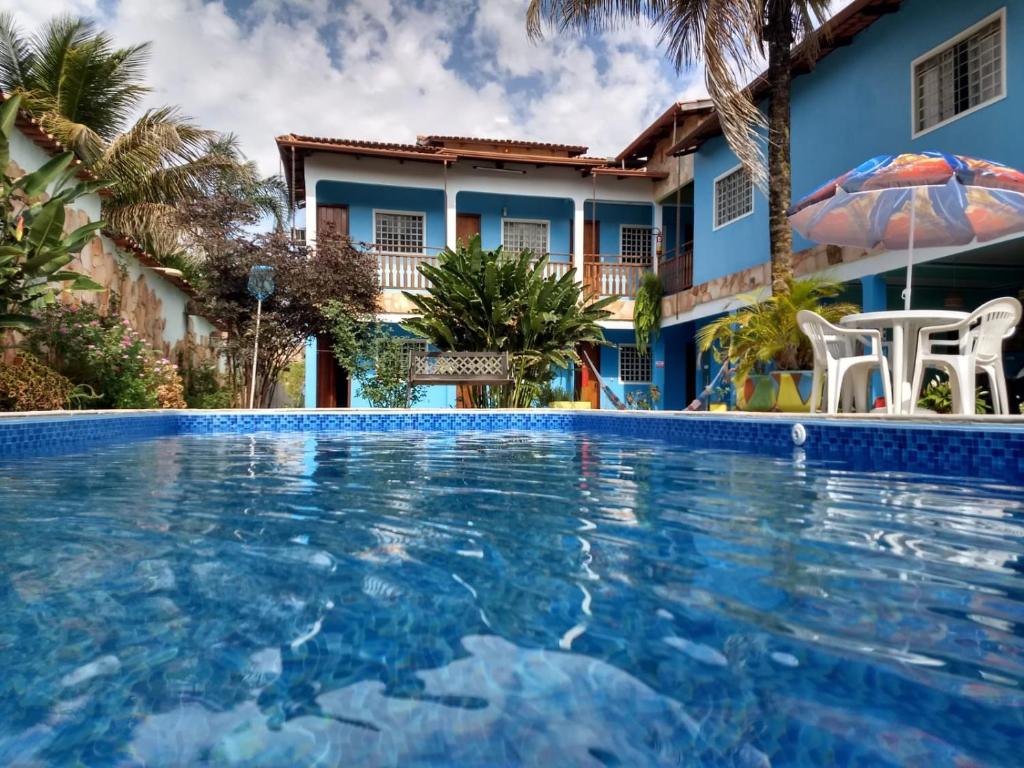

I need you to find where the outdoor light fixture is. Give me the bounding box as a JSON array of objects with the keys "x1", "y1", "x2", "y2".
[{"x1": 246, "y1": 265, "x2": 275, "y2": 409}]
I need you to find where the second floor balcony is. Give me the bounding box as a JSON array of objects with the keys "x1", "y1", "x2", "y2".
[
  {"x1": 364, "y1": 244, "x2": 575, "y2": 291},
  {"x1": 338, "y1": 241, "x2": 679, "y2": 300}
]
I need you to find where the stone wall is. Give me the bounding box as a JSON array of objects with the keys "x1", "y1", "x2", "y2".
[{"x1": 660, "y1": 243, "x2": 882, "y2": 323}]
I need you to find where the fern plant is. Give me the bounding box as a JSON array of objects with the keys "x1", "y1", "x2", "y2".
[{"x1": 633, "y1": 272, "x2": 663, "y2": 356}]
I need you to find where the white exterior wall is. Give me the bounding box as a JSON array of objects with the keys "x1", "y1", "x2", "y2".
[{"x1": 303, "y1": 153, "x2": 658, "y2": 246}]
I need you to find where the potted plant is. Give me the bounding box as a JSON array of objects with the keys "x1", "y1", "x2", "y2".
[{"x1": 696, "y1": 278, "x2": 858, "y2": 413}]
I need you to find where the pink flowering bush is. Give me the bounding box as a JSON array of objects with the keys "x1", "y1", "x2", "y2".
[{"x1": 24, "y1": 304, "x2": 186, "y2": 409}]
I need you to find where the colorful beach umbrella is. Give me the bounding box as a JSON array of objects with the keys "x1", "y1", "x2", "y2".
[{"x1": 787, "y1": 152, "x2": 1024, "y2": 309}]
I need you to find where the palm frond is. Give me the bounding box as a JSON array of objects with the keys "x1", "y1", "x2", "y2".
[{"x1": 0, "y1": 12, "x2": 33, "y2": 92}]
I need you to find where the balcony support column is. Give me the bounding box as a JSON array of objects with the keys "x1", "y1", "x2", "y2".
[
  {"x1": 572, "y1": 197, "x2": 586, "y2": 281},
  {"x1": 444, "y1": 165, "x2": 458, "y2": 251},
  {"x1": 651, "y1": 203, "x2": 662, "y2": 275}
]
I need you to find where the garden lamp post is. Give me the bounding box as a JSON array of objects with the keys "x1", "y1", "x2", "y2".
[{"x1": 247, "y1": 265, "x2": 275, "y2": 409}]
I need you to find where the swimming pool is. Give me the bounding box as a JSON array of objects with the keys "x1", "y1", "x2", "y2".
[{"x1": 1, "y1": 414, "x2": 1022, "y2": 766}]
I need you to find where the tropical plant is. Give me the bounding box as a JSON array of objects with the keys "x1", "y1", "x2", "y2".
[
  {"x1": 0, "y1": 15, "x2": 287, "y2": 252},
  {"x1": 328, "y1": 308, "x2": 425, "y2": 408},
  {"x1": 0, "y1": 353, "x2": 80, "y2": 410},
  {"x1": 696, "y1": 277, "x2": 857, "y2": 380},
  {"x1": 917, "y1": 376, "x2": 990, "y2": 415},
  {"x1": 536, "y1": 381, "x2": 573, "y2": 406},
  {"x1": 24, "y1": 303, "x2": 186, "y2": 408},
  {"x1": 633, "y1": 271, "x2": 663, "y2": 355},
  {"x1": 401, "y1": 235, "x2": 614, "y2": 408},
  {"x1": 527, "y1": 0, "x2": 831, "y2": 295},
  {"x1": 0, "y1": 96, "x2": 105, "y2": 329}
]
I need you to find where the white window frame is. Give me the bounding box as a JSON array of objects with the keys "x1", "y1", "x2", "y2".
[
  {"x1": 712, "y1": 164, "x2": 755, "y2": 231},
  {"x1": 910, "y1": 8, "x2": 1007, "y2": 139},
  {"x1": 501, "y1": 217, "x2": 551, "y2": 256},
  {"x1": 618, "y1": 344, "x2": 652, "y2": 384},
  {"x1": 373, "y1": 209, "x2": 426, "y2": 253},
  {"x1": 620, "y1": 224, "x2": 654, "y2": 264}
]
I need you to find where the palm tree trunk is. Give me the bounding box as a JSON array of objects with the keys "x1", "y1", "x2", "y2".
[{"x1": 766, "y1": 0, "x2": 795, "y2": 295}]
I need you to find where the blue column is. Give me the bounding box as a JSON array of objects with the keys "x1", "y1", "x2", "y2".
[
  {"x1": 652, "y1": 335, "x2": 667, "y2": 410},
  {"x1": 861, "y1": 274, "x2": 887, "y2": 312},
  {"x1": 304, "y1": 337, "x2": 317, "y2": 409}
]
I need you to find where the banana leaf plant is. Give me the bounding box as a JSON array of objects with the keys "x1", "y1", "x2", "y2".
[
  {"x1": 1, "y1": 95, "x2": 108, "y2": 329},
  {"x1": 402, "y1": 235, "x2": 615, "y2": 408}
]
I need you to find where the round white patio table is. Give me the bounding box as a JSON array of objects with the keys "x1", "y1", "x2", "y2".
[{"x1": 839, "y1": 310, "x2": 969, "y2": 415}]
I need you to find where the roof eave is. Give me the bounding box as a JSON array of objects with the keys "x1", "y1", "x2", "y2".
[{"x1": 614, "y1": 99, "x2": 714, "y2": 164}]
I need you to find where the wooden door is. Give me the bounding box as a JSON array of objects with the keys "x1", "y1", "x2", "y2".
[
  {"x1": 578, "y1": 342, "x2": 601, "y2": 409},
  {"x1": 316, "y1": 335, "x2": 349, "y2": 408},
  {"x1": 317, "y1": 205, "x2": 349, "y2": 240},
  {"x1": 456, "y1": 214, "x2": 481, "y2": 247}
]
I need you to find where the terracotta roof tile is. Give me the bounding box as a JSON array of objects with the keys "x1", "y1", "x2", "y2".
[{"x1": 417, "y1": 135, "x2": 588, "y2": 155}]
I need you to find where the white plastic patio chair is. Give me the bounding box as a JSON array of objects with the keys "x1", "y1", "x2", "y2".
[
  {"x1": 910, "y1": 297, "x2": 1022, "y2": 416},
  {"x1": 797, "y1": 310, "x2": 893, "y2": 415}
]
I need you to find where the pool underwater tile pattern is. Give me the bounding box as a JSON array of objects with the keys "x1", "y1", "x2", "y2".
[{"x1": 1, "y1": 411, "x2": 1022, "y2": 479}]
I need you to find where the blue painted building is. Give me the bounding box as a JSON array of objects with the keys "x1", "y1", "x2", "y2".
[
  {"x1": 661, "y1": 0, "x2": 1024, "y2": 403},
  {"x1": 277, "y1": 134, "x2": 675, "y2": 409},
  {"x1": 279, "y1": 0, "x2": 1024, "y2": 411}
]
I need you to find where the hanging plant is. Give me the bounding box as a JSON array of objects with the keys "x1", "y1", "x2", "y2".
[{"x1": 633, "y1": 272, "x2": 663, "y2": 355}]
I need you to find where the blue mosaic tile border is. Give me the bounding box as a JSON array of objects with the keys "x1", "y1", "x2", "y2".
[
  {"x1": 0, "y1": 413, "x2": 176, "y2": 458},
  {"x1": 1, "y1": 410, "x2": 1022, "y2": 482}
]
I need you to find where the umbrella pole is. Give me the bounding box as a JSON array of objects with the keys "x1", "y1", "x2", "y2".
[{"x1": 904, "y1": 192, "x2": 917, "y2": 310}]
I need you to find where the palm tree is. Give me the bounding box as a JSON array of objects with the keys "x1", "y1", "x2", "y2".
[
  {"x1": 0, "y1": 13, "x2": 149, "y2": 163},
  {"x1": 0, "y1": 13, "x2": 287, "y2": 255},
  {"x1": 527, "y1": 0, "x2": 831, "y2": 296}
]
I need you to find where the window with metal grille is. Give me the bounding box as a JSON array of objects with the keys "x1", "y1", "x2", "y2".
[
  {"x1": 375, "y1": 212, "x2": 424, "y2": 253},
  {"x1": 621, "y1": 225, "x2": 652, "y2": 264},
  {"x1": 914, "y1": 14, "x2": 1003, "y2": 135},
  {"x1": 714, "y1": 167, "x2": 753, "y2": 229},
  {"x1": 619, "y1": 345, "x2": 651, "y2": 383},
  {"x1": 502, "y1": 219, "x2": 549, "y2": 256}
]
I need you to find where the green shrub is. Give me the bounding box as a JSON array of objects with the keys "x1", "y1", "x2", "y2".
[
  {"x1": 25, "y1": 303, "x2": 185, "y2": 408},
  {"x1": 185, "y1": 361, "x2": 233, "y2": 409},
  {"x1": 917, "y1": 376, "x2": 990, "y2": 415},
  {"x1": 328, "y1": 308, "x2": 425, "y2": 409}
]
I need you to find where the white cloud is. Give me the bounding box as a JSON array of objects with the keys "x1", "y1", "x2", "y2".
[{"x1": 2, "y1": 0, "x2": 849, "y2": 175}]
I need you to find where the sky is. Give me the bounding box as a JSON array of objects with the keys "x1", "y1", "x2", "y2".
[{"x1": 4, "y1": 0, "x2": 852, "y2": 177}]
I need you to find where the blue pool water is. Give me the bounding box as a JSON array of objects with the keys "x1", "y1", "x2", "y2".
[{"x1": 1, "y1": 430, "x2": 1023, "y2": 767}]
